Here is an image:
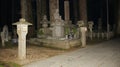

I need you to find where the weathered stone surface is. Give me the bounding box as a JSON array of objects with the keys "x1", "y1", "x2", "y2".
[
  {"x1": 51, "y1": 9, "x2": 65, "y2": 38},
  {"x1": 13, "y1": 18, "x2": 32, "y2": 60},
  {"x1": 0, "y1": 25, "x2": 9, "y2": 47},
  {"x1": 49, "y1": 0, "x2": 59, "y2": 21},
  {"x1": 28, "y1": 38, "x2": 81, "y2": 49}
]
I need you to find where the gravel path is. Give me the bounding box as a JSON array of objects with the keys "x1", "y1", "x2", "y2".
[{"x1": 23, "y1": 38, "x2": 120, "y2": 67}]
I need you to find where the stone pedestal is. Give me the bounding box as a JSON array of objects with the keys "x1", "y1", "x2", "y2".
[
  {"x1": 52, "y1": 21, "x2": 64, "y2": 38},
  {"x1": 13, "y1": 18, "x2": 32, "y2": 60}
]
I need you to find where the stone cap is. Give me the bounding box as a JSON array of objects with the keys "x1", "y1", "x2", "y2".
[{"x1": 12, "y1": 18, "x2": 32, "y2": 25}]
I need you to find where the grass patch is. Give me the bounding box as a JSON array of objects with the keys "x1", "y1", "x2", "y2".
[
  {"x1": 0, "y1": 41, "x2": 18, "y2": 49},
  {"x1": 0, "y1": 61, "x2": 21, "y2": 67}
]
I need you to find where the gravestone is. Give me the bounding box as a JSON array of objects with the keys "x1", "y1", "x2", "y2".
[
  {"x1": 0, "y1": 25, "x2": 9, "y2": 47},
  {"x1": 51, "y1": 9, "x2": 64, "y2": 39},
  {"x1": 88, "y1": 21, "x2": 94, "y2": 40},
  {"x1": 42, "y1": 15, "x2": 49, "y2": 36}
]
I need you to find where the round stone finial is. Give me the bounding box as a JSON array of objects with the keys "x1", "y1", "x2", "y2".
[{"x1": 19, "y1": 18, "x2": 26, "y2": 22}]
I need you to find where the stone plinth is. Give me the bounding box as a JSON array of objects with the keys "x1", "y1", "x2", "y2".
[
  {"x1": 52, "y1": 21, "x2": 64, "y2": 38},
  {"x1": 29, "y1": 39, "x2": 81, "y2": 49}
]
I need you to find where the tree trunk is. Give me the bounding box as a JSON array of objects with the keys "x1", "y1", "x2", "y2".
[
  {"x1": 116, "y1": 0, "x2": 120, "y2": 35},
  {"x1": 73, "y1": 0, "x2": 79, "y2": 23},
  {"x1": 78, "y1": 0, "x2": 87, "y2": 25},
  {"x1": 21, "y1": 0, "x2": 35, "y2": 38},
  {"x1": 49, "y1": 0, "x2": 59, "y2": 21},
  {"x1": 36, "y1": 0, "x2": 47, "y2": 30}
]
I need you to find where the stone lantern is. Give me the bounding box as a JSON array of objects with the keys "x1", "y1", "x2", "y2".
[
  {"x1": 77, "y1": 20, "x2": 87, "y2": 47},
  {"x1": 88, "y1": 21, "x2": 94, "y2": 40},
  {"x1": 12, "y1": 18, "x2": 32, "y2": 60}
]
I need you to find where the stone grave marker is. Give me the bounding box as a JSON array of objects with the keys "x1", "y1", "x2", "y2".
[{"x1": 0, "y1": 25, "x2": 9, "y2": 47}]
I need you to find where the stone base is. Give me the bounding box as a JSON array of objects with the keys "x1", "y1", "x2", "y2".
[{"x1": 28, "y1": 38, "x2": 81, "y2": 49}]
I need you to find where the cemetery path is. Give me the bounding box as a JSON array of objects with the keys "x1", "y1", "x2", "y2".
[{"x1": 23, "y1": 38, "x2": 120, "y2": 67}]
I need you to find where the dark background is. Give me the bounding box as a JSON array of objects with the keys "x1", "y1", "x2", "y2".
[{"x1": 0, "y1": 0, "x2": 118, "y2": 31}]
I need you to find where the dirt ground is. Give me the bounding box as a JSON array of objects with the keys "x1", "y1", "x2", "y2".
[
  {"x1": 0, "y1": 38, "x2": 103, "y2": 65},
  {"x1": 0, "y1": 43, "x2": 78, "y2": 65}
]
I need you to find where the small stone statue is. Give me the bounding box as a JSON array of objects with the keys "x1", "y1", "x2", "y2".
[{"x1": 53, "y1": 9, "x2": 61, "y2": 20}]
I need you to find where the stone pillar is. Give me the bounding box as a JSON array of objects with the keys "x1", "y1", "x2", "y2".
[
  {"x1": 78, "y1": 0, "x2": 87, "y2": 24},
  {"x1": 13, "y1": 18, "x2": 32, "y2": 60},
  {"x1": 49, "y1": 0, "x2": 59, "y2": 21},
  {"x1": 64, "y1": 0, "x2": 70, "y2": 21},
  {"x1": 80, "y1": 27, "x2": 87, "y2": 47}
]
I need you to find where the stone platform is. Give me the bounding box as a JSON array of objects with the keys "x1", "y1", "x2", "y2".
[{"x1": 28, "y1": 38, "x2": 81, "y2": 49}]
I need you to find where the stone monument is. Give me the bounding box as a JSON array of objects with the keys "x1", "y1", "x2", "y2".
[
  {"x1": 51, "y1": 9, "x2": 64, "y2": 39},
  {"x1": 42, "y1": 15, "x2": 49, "y2": 36},
  {"x1": 0, "y1": 25, "x2": 9, "y2": 47},
  {"x1": 12, "y1": 18, "x2": 32, "y2": 60}
]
